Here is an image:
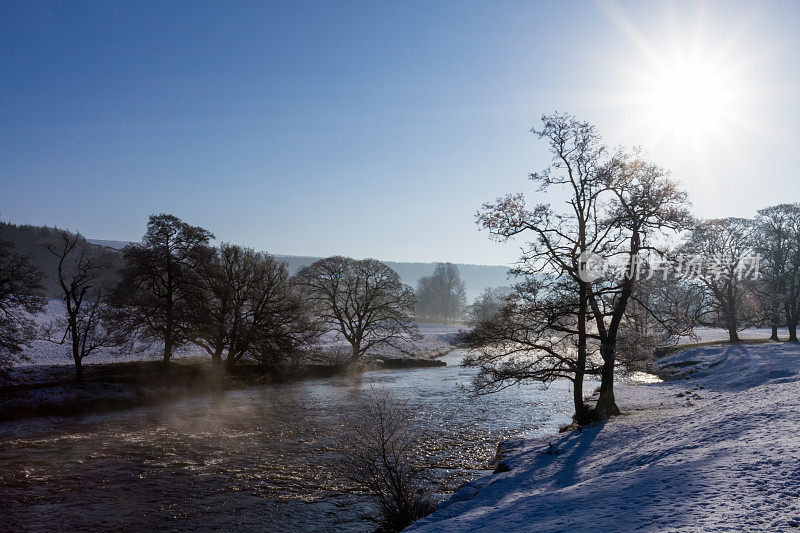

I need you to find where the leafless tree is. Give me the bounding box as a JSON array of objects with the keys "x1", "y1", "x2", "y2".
[
  {"x1": 465, "y1": 286, "x2": 510, "y2": 326},
  {"x1": 753, "y1": 204, "x2": 800, "y2": 341},
  {"x1": 192, "y1": 243, "x2": 321, "y2": 369},
  {"x1": 587, "y1": 153, "x2": 692, "y2": 416},
  {"x1": 296, "y1": 256, "x2": 419, "y2": 360},
  {"x1": 616, "y1": 272, "x2": 698, "y2": 371},
  {"x1": 112, "y1": 214, "x2": 214, "y2": 365},
  {"x1": 43, "y1": 231, "x2": 119, "y2": 383},
  {"x1": 338, "y1": 387, "x2": 435, "y2": 531},
  {"x1": 415, "y1": 263, "x2": 467, "y2": 322},
  {"x1": 476, "y1": 113, "x2": 611, "y2": 422},
  {"x1": 681, "y1": 218, "x2": 757, "y2": 343},
  {"x1": 461, "y1": 278, "x2": 602, "y2": 423},
  {"x1": 0, "y1": 233, "x2": 45, "y2": 376},
  {"x1": 476, "y1": 114, "x2": 690, "y2": 418}
]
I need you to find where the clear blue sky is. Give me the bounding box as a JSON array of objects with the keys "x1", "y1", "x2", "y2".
[{"x1": 2, "y1": 1, "x2": 798, "y2": 265}]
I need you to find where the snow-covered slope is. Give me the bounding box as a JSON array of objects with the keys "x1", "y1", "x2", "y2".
[{"x1": 408, "y1": 343, "x2": 800, "y2": 531}]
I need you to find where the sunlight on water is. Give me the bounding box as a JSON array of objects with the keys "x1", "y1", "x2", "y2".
[
  {"x1": 623, "y1": 371, "x2": 664, "y2": 384},
  {"x1": 0, "y1": 351, "x2": 593, "y2": 531}
]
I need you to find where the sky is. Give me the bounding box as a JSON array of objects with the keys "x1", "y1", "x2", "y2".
[{"x1": 1, "y1": 0, "x2": 798, "y2": 266}]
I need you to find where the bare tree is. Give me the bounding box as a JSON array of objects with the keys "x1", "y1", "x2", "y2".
[
  {"x1": 296, "y1": 256, "x2": 419, "y2": 360},
  {"x1": 43, "y1": 231, "x2": 119, "y2": 383},
  {"x1": 616, "y1": 272, "x2": 698, "y2": 371},
  {"x1": 461, "y1": 278, "x2": 601, "y2": 423},
  {"x1": 588, "y1": 153, "x2": 692, "y2": 416},
  {"x1": 681, "y1": 218, "x2": 757, "y2": 343},
  {"x1": 0, "y1": 234, "x2": 45, "y2": 376},
  {"x1": 476, "y1": 113, "x2": 611, "y2": 422},
  {"x1": 338, "y1": 387, "x2": 435, "y2": 531},
  {"x1": 415, "y1": 263, "x2": 467, "y2": 322},
  {"x1": 112, "y1": 214, "x2": 214, "y2": 365},
  {"x1": 192, "y1": 243, "x2": 321, "y2": 369},
  {"x1": 753, "y1": 204, "x2": 800, "y2": 341},
  {"x1": 476, "y1": 115, "x2": 690, "y2": 418},
  {"x1": 465, "y1": 286, "x2": 509, "y2": 326}
]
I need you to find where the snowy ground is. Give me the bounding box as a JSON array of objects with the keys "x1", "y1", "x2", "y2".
[
  {"x1": 315, "y1": 322, "x2": 460, "y2": 361},
  {"x1": 680, "y1": 326, "x2": 792, "y2": 344},
  {"x1": 408, "y1": 342, "x2": 800, "y2": 531}
]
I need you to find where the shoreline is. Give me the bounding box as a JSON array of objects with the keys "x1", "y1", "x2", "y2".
[
  {"x1": 0, "y1": 352, "x2": 451, "y2": 422},
  {"x1": 408, "y1": 340, "x2": 800, "y2": 531}
]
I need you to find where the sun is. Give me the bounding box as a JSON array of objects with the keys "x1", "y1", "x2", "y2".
[
  {"x1": 647, "y1": 58, "x2": 732, "y2": 133},
  {"x1": 636, "y1": 47, "x2": 746, "y2": 147},
  {"x1": 601, "y1": 3, "x2": 765, "y2": 154}
]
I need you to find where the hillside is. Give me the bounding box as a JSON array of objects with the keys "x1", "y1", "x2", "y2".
[
  {"x1": 0, "y1": 223, "x2": 121, "y2": 297},
  {"x1": 408, "y1": 342, "x2": 800, "y2": 531}
]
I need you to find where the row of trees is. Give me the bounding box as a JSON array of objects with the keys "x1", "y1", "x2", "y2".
[{"x1": 0, "y1": 215, "x2": 424, "y2": 383}]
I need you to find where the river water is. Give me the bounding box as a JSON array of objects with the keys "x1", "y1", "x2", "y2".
[{"x1": 0, "y1": 350, "x2": 589, "y2": 531}]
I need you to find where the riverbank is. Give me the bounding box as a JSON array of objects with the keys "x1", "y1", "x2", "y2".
[
  {"x1": 3, "y1": 320, "x2": 461, "y2": 422},
  {"x1": 0, "y1": 355, "x2": 448, "y2": 422},
  {"x1": 0, "y1": 349, "x2": 577, "y2": 532},
  {"x1": 407, "y1": 341, "x2": 800, "y2": 531}
]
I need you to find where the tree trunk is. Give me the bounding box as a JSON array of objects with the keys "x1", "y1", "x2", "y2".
[
  {"x1": 74, "y1": 355, "x2": 84, "y2": 384},
  {"x1": 69, "y1": 317, "x2": 82, "y2": 384},
  {"x1": 164, "y1": 270, "x2": 174, "y2": 365},
  {"x1": 789, "y1": 320, "x2": 798, "y2": 342},
  {"x1": 725, "y1": 296, "x2": 740, "y2": 343},
  {"x1": 573, "y1": 282, "x2": 590, "y2": 425},
  {"x1": 572, "y1": 373, "x2": 590, "y2": 425},
  {"x1": 771, "y1": 324, "x2": 779, "y2": 341},
  {"x1": 594, "y1": 345, "x2": 620, "y2": 419},
  {"x1": 725, "y1": 302, "x2": 740, "y2": 343},
  {"x1": 727, "y1": 321, "x2": 740, "y2": 343},
  {"x1": 163, "y1": 337, "x2": 172, "y2": 369}
]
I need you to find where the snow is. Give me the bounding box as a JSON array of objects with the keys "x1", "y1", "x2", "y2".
[
  {"x1": 315, "y1": 322, "x2": 460, "y2": 360},
  {"x1": 680, "y1": 326, "x2": 790, "y2": 344},
  {"x1": 407, "y1": 342, "x2": 800, "y2": 531}
]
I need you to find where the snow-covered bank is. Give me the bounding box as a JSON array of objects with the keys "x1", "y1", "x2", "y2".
[{"x1": 408, "y1": 343, "x2": 800, "y2": 531}]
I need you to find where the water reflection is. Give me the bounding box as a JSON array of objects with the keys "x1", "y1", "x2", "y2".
[{"x1": 0, "y1": 351, "x2": 592, "y2": 531}]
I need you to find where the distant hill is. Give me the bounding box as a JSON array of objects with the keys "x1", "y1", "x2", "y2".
[
  {"x1": 0, "y1": 223, "x2": 122, "y2": 297},
  {"x1": 86, "y1": 239, "x2": 132, "y2": 251},
  {"x1": 75, "y1": 238, "x2": 512, "y2": 301}
]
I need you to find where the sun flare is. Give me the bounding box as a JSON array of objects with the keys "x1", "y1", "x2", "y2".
[
  {"x1": 637, "y1": 49, "x2": 746, "y2": 146},
  {"x1": 647, "y1": 58, "x2": 732, "y2": 132},
  {"x1": 605, "y1": 4, "x2": 766, "y2": 154}
]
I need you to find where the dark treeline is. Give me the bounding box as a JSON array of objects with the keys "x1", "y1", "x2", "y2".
[
  {"x1": 0, "y1": 215, "x2": 420, "y2": 383},
  {"x1": 460, "y1": 112, "x2": 800, "y2": 425}
]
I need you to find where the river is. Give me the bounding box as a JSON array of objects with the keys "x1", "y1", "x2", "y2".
[{"x1": 0, "y1": 350, "x2": 590, "y2": 531}]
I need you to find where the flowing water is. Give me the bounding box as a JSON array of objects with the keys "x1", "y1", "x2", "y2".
[{"x1": 0, "y1": 351, "x2": 590, "y2": 531}]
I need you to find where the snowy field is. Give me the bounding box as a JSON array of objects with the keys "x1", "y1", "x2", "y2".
[
  {"x1": 408, "y1": 342, "x2": 800, "y2": 531},
  {"x1": 15, "y1": 300, "x2": 460, "y2": 368},
  {"x1": 681, "y1": 326, "x2": 793, "y2": 344}
]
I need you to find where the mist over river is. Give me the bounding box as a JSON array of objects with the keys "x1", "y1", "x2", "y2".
[{"x1": 0, "y1": 350, "x2": 591, "y2": 531}]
